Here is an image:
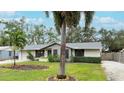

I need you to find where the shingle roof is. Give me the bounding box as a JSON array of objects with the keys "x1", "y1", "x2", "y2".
[
  {"x1": 23, "y1": 43, "x2": 53, "y2": 50},
  {"x1": 67, "y1": 42, "x2": 102, "y2": 49},
  {"x1": 23, "y1": 42, "x2": 102, "y2": 50}
]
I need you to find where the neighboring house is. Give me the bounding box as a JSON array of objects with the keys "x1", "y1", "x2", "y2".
[
  {"x1": 19, "y1": 42, "x2": 102, "y2": 61},
  {"x1": 0, "y1": 46, "x2": 18, "y2": 61}
]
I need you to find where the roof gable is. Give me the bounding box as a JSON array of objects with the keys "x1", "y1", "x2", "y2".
[{"x1": 23, "y1": 44, "x2": 51, "y2": 50}]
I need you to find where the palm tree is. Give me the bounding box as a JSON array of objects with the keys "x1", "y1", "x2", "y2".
[
  {"x1": 83, "y1": 11, "x2": 95, "y2": 42},
  {"x1": 46, "y1": 11, "x2": 95, "y2": 79},
  {"x1": 4, "y1": 22, "x2": 27, "y2": 67},
  {"x1": 6, "y1": 29, "x2": 26, "y2": 67},
  {"x1": 0, "y1": 19, "x2": 27, "y2": 67},
  {"x1": 46, "y1": 11, "x2": 80, "y2": 79},
  {"x1": 84, "y1": 11, "x2": 95, "y2": 31}
]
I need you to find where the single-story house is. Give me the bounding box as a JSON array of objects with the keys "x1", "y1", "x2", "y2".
[
  {"x1": 0, "y1": 46, "x2": 18, "y2": 61},
  {"x1": 18, "y1": 42, "x2": 102, "y2": 61}
]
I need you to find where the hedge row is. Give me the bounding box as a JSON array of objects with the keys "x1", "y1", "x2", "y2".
[
  {"x1": 71, "y1": 56, "x2": 101, "y2": 63},
  {"x1": 48, "y1": 55, "x2": 60, "y2": 62},
  {"x1": 48, "y1": 54, "x2": 101, "y2": 63}
]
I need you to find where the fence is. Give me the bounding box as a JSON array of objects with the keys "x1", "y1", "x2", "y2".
[{"x1": 102, "y1": 52, "x2": 124, "y2": 63}]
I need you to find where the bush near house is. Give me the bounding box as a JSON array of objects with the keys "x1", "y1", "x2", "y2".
[
  {"x1": 48, "y1": 54, "x2": 60, "y2": 62},
  {"x1": 71, "y1": 56, "x2": 101, "y2": 63}
]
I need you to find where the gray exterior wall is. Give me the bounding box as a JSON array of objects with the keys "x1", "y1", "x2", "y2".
[{"x1": 0, "y1": 50, "x2": 18, "y2": 60}]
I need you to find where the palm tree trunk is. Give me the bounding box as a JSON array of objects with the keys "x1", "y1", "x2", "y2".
[
  {"x1": 57, "y1": 21, "x2": 66, "y2": 79},
  {"x1": 13, "y1": 50, "x2": 16, "y2": 67}
]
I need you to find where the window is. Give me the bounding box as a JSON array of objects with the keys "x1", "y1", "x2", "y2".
[
  {"x1": 53, "y1": 49, "x2": 57, "y2": 55},
  {"x1": 75, "y1": 49, "x2": 84, "y2": 56},
  {"x1": 66, "y1": 49, "x2": 69, "y2": 58},
  {"x1": 36, "y1": 50, "x2": 44, "y2": 57}
]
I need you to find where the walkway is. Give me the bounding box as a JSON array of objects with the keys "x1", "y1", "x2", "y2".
[{"x1": 102, "y1": 61, "x2": 124, "y2": 81}]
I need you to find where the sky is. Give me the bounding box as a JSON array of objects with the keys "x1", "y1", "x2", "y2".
[{"x1": 0, "y1": 11, "x2": 124, "y2": 30}]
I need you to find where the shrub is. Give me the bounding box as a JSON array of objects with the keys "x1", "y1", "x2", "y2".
[
  {"x1": 71, "y1": 56, "x2": 101, "y2": 63},
  {"x1": 27, "y1": 51, "x2": 35, "y2": 61},
  {"x1": 48, "y1": 54, "x2": 60, "y2": 62}
]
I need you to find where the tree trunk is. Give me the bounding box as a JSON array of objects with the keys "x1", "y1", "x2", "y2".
[
  {"x1": 21, "y1": 49, "x2": 22, "y2": 60},
  {"x1": 57, "y1": 21, "x2": 66, "y2": 79},
  {"x1": 13, "y1": 50, "x2": 16, "y2": 67}
]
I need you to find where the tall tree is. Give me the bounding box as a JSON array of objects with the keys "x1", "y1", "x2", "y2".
[
  {"x1": 46, "y1": 11, "x2": 95, "y2": 79},
  {"x1": 25, "y1": 24, "x2": 36, "y2": 45},
  {"x1": 115, "y1": 30, "x2": 124, "y2": 49},
  {"x1": 82, "y1": 27, "x2": 96, "y2": 42},
  {"x1": 0, "y1": 20, "x2": 27, "y2": 67},
  {"x1": 5, "y1": 28, "x2": 27, "y2": 67},
  {"x1": 66, "y1": 26, "x2": 83, "y2": 43},
  {"x1": 33, "y1": 24, "x2": 46, "y2": 44},
  {"x1": 46, "y1": 11, "x2": 81, "y2": 79},
  {"x1": 99, "y1": 28, "x2": 116, "y2": 51},
  {"x1": 26, "y1": 24, "x2": 59, "y2": 44},
  {"x1": 83, "y1": 11, "x2": 95, "y2": 42},
  {"x1": 46, "y1": 27, "x2": 60, "y2": 43},
  {"x1": 66, "y1": 26, "x2": 97, "y2": 43},
  {"x1": 0, "y1": 30, "x2": 10, "y2": 46}
]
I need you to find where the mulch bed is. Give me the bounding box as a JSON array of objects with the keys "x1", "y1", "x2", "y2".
[
  {"x1": 48, "y1": 76, "x2": 76, "y2": 81},
  {"x1": 0, "y1": 65, "x2": 49, "y2": 70}
]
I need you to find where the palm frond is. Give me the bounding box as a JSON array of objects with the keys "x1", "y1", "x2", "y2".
[{"x1": 84, "y1": 11, "x2": 95, "y2": 31}]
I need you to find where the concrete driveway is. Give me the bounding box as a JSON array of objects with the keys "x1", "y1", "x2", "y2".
[{"x1": 102, "y1": 61, "x2": 124, "y2": 81}]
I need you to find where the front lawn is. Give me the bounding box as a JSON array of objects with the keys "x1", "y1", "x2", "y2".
[{"x1": 0, "y1": 62, "x2": 106, "y2": 80}]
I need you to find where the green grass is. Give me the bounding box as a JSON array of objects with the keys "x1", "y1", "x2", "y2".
[{"x1": 0, "y1": 62, "x2": 106, "y2": 81}]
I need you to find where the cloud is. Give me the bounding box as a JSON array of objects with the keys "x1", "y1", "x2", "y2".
[
  {"x1": 0, "y1": 17, "x2": 44, "y2": 25},
  {"x1": 99, "y1": 17, "x2": 116, "y2": 24},
  {"x1": 94, "y1": 16, "x2": 117, "y2": 24},
  {"x1": 93, "y1": 16, "x2": 124, "y2": 30},
  {"x1": 26, "y1": 18, "x2": 44, "y2": 25},
  {"x1": 0, "y1": 17, "x2": 20, "y2": 22},
  {"x1": 0, "y1": 17, "x2": 45, "y2": 31},
  {"x1": 0, "y1": 11, "x2": 16, "y2": 17}
]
